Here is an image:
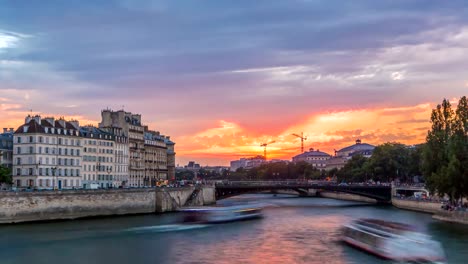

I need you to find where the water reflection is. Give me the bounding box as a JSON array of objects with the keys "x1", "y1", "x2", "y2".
[{"x1": 0, "y1": 194, "x2": 467, "y2": 264}]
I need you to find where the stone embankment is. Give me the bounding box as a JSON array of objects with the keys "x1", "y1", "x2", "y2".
[
  {"x1": 391, "y1": 198, "x2": 442, "y2": 214},
  {"x1": 433, "y1": 210, "x2": 468, "y2": 225},
  {"x1": 318, "y1": 191, "x2": 377, "y2": 203},
  {"x1": 0, "y1": 186, "x2": 216, "y2": 224}
]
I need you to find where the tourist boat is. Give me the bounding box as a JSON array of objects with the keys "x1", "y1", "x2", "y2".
[
  {"x1": 341, "y1": 218, "x2": 446, "y2": 263},
  {"x1": 179, "y1": 204, "x2": 263, "y2": 224}
]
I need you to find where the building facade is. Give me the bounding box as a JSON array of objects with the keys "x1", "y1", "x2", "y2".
[
  {"x1": 99, "y1": 109, "x2": 174, "y2": 187},
  {"x1": 0, "y1": 128, "x2": 14, "y2": 169},
  {"x1": 13, "y1": 115, "x2": 83, "y2": 189},
  {"x1": 144, "y1": 129, "x2": 168, "y2": 186},
  {"x1": 292, "y1": 148, "x2": 331, "y2": 169},
  {"x1": 80, "y1": 126, "x2": 122, "y2": 189},
  {"x1": 101, "y1": 126, "x2": 129, "y2": 187}
]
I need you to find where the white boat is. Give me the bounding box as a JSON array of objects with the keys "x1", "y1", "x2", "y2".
[
  {"x1": 342, "y1": 218, "x2": 446, "y2": 263},
  {"x1": 179, "y1": 204, "x2": 263, "y2": 224}
]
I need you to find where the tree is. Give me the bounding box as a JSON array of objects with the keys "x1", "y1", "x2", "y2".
[
  {"x1": 365, "y1": 142, "x2": 411, "y2": 183},
  {"x1": 422, "y1": 97, "x2": 468, "y2": 202},
  {"x1": 337, "y1": 155, "x2": 368, "y2": 183},
  {"x1": 0, "y1": 165, "x2": 12, "y2": 184}
]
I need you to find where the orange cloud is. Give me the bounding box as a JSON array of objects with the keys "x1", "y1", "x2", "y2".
[{"x1": 176, "y1": 103, "x2": 433, "y2": 165}]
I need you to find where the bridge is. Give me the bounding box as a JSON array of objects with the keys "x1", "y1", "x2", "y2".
[{"x1": 214, "y1": 181, "x2": 392, "y2": 203}]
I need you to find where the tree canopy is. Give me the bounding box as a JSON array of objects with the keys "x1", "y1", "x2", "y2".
[
  {"x1": 422, "y1": 96, "x2": 468, "y2": 201},
  {"x1": 0, "y1": 165, "x2": 12, "y2": 184}
]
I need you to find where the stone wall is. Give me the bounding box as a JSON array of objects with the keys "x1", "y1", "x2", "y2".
[
  {"x1": 318, "y1": 191, "x2": 377, "y2": 203},
  {"x1": 391, "y1": 198, "x2": 442, "y2": 214},
  {"x1": 0, "y1": 186, "x2": 216, "y2": 224},
  {"x1": 433, "y1": 210, "x2": 468, "y2": 225}
]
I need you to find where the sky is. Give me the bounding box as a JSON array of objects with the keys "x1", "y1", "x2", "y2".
[{"x1": 1, "y1": 0, "x2": 468, "y2": 166}]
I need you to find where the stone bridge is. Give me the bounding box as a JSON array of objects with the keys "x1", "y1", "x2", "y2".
[{"x1": 214, "y1": 181, "x2": 392, "y2": 203}]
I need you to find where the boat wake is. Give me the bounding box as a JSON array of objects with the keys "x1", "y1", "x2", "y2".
[{"x1": 124, "y1": 224, "x2": 210, "y2": 234}]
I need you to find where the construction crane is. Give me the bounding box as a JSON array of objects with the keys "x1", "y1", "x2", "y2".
[
  {"x1": 292, "y1": 132, "x2": 307, "y2": 153},
  {"x1": 260, "y1": 141, "x2": 276, "y2": 160}
]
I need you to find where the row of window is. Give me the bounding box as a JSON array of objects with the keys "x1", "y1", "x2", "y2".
[
  {"x1": 16, "y1": 136, "x2": 81, "y2": 146},
  {"x1": 83, "y1": 156, "x2": 113, "y2": 163},
  {"x1": 16, "y1": 179, "x2": 81, "y2": 188},
  {"x1": 15, "y1": 157, "x2": 80, "y2": 166},
  {"x1": 16, "y1": 167, "x2": 80, "y2": 177},
  {"x1": 83, "y1": 147, "x2": 113, "y2": 154},
  {"x1": 82, "y1": 174, "x2": 127, "y2": 181},
  {"x1": 16, "y1": 146, "x2": 80, "y2": 156},
  {"x1": 83, "y1": 164, "x2": 113, "y2": 172},
  {"x1": 85, "y1": 140, "x2": 114, "y2": 147}
]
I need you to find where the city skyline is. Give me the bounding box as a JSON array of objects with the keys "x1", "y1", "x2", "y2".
[{"x1": 1, "y1": 1, "x2": 468, "y2": 165}]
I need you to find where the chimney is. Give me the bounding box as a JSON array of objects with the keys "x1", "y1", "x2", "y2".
[
  {"x1": 356, "y1": 139, "x2": 362, "y2": 144},
  {"x1": 9, "y1": 128, "x2": 14, "y2": 133},
  {"x1": 309, "y1": 148, "x2": 314, "y2": 152},
  {"x1": 33, "y1": 115, "x2": 41, "y2": 124},
  {"x1": 3, "y1": 128, "x2": 7, "y2": 133},
  {"x1": 25, "y1": 115, "x2": 32, "y2": 124}
]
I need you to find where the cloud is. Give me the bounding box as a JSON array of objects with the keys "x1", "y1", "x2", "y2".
[{"x1": 1, "y1": 1, "x2": 467, "y2": 164}]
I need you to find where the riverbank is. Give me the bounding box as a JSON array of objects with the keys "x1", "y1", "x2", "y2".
[
  {"x1": 433, "y1": 210, "x2": 468, "y2": 225},
  {"x1": 391, "y1": 197, "x2": 442, "y2": 214},
  {"x1": 0, "y1": 186, "x2": 216, "y2": 224},
  {"x1": 318, "y1": 191, "x2": 377, "y2": 203}
]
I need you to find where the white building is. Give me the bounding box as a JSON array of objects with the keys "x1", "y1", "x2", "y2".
[
  {"x1": 292, "y1": 148, "x2": 331, "y2": 169},
  {"x1": 80, "y1": 126, "x2": 122, "y2": 189},
  {"x1": 13, "y1": 115, "x2": 83, "y2": 190}
]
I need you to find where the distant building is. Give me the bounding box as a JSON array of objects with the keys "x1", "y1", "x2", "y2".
[
  {"x1": 185, "y1": 161, "x2": 201, "y2": 170},
  {"x1": 292, "y1": 148, "x2": 331, "y2": 169},
  {"x1": 230, "y1": 155, "x2": 266, "y2": 171},
  {"x1": 325, "y1": 139, "x2": 375, "y2": 170},
  {"x1": 0, "y1": 128, "x2": 14, "y2": 169},
  {"x1": 335, "y1": 139, "x2": 375, "y2": 159}
]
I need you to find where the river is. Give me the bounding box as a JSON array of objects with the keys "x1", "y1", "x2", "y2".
[{"x1": 1, "y1": 195, "x2": 467, "y2": 264}]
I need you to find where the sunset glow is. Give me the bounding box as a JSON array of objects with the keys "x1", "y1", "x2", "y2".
[{"x1": 1, "y1": 1, "x2": 467, "y2": 165}]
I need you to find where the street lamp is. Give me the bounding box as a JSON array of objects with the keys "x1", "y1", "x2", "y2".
[
  {"x1": 51, "y1": 166, "x2": 57, "y2": 190},
  {"x1": 106, "y1": 167, "x2": 112, "y2": 188}
]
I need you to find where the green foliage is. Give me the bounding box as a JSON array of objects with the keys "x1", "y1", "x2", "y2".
[
  {"x1": 0, "y1": 165, "x2": 12, "y2": 184},
  {"x1": 336, "y1": 143, "x2": 423, "y2": 183},
  {"x1": 422, "y1": 96, "x2": 468, "y2": 200},
  {"x1": 229, "y1": 161, "x2": 325, "y2": 180}
]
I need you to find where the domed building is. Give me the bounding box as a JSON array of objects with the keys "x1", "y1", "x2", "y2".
[
  {"x1": 292, "y1": 148, "x2": 331, "y2": 169},
  {"x1": 335, "y1": 139, "x2": 375, "y2": 159}
]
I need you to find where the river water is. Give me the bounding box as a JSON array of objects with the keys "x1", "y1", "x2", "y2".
[{"x1": 1, "y1": 195, "x2": 467, "y2": 264}]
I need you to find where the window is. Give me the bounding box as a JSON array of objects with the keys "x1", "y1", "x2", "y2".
[
  {"x1": 29, "y1": 146, "x2": 34, "y2": 154},
  {"x1": 17, "y1": 137, "x2": 21, "y2": 143},
  {"x1": 17, "y1": 147, "x2": 21, "y2": 154},
  {"x1": 64, "y1": 169, "x2": 68, "y2": 176},
  {"x1": 29, "y1": 136, "x2": 33, "y2": 143},
  {"x1": 45, "y1": 147, "x2": 49, "y2": 154},
  {"x1": 58, "y1": 138, "x2": 62, "y2": 145},
  {"x1": 39, "y1": 136, "x2": 43, "y2": 143},
  {"x1": 64, "y1": 149, "x2": 68, "y2": 155},
  {"x1": 38, "y1": 147, "x2": 42, "y2": 154},
  {"x1": 77, "y1": 149, "x2": 80, "y2": 156},
  {"x1": 46, "y1": 137, "x2": 49, "y2": 144},
  {"x1": 76, "y1": 169, "x2": 80, "y2": 176},
  {"x1": 71, "y1": 139, "x2": 74, "y2": 145},
  {"x1": 65, "y1": 139, "x2": 68, "y2": 145},
  {"x1": 29, "y1": 168, "x2": 33, "y2": 175},
  {"x1": 46, "y1": 179, "x2": 50, "y2": 187},
  {"x1": 71, "y1": 149, "x2": 74, "y2": 156},
  {"x1": 16, "y1": 168, "x2": 20, "y2": 175},
  {"x1": 39, "y1": 179, "x2": 43, "y2": 187},
  {"x1": 58, "y1": 148, "x2": 62, "y2": 155},
  {"x1": 46, "y1": 168, "x2": 49, "y2": 176}
]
